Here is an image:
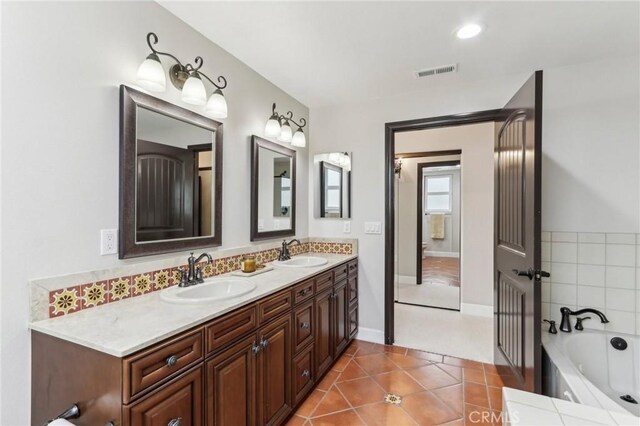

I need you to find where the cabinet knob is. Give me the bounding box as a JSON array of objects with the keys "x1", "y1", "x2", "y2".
[
  {"x1": 302, "y1": 369, "x2": 310, "y2": 377},
  {"x1": 260, "y1": 336, "x2": 269, "y2": 349},
  {"x1": 300, "y1": 322, "x2": 310, "y2": 329},
  {"x1": 168, "y1": 417, "x2": 182, "y2": 426},
  {"x1": 299, "y1": 288, "x2": 309, "y2": 296},
  {"x1": 166, "y1": 355, "x2": 178, "y2": 367},
  {"x1": 252, "y1": 342, "x2": 261, "y2": 355}
]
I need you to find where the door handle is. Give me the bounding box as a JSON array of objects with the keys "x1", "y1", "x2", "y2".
[{"x1": 513, "y1": 268, "x2": 534, "y2": 280}]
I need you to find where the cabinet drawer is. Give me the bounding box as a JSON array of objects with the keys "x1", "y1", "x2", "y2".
[
  {"x1": 348, "y1": 276, "x2": 358, "y2": 305},
  {"x1": 206, "y1": 305, "x2": 257, "y2": 355},
  {"x1": 124, "y1": 329, "x2": 203, "y2": 403},
  {"x1": 258, "y1": 289, "x2": 293, "y2": 325},
  {"x1": 348, "y1": 260, "x2": 358, "y2": 277},
  {"x1": 315, "y1": 271, "x2": 334, "y2": 293},
  {"x1": 293, "y1": 301, "x2": 314, "y2": 353},
  {"x1": 349, "y1": 305, "x2": 358, "y2": 339},
  {"x1": 125, "y1": 365, "x2": 203, "y2": 426},
  {"x1": 292, "y1": 344, "x2": 314, "y2": 405},
  {"x1": 333, "y1": 263, "x2": 348, "y2": 283},
  {"x1": 293, "y1": 279, "x2": 314, "y2": 305}
]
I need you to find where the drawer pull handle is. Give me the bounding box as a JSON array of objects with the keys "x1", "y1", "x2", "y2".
[
  {"x1": 166, "y1": 355, "x2": 179, "y2": 367},
  {"x1": 302, "y1": 369, "x2": 310, "y2": 378},
  {"x1": 301, "y1": 322, "x2": 310, "y2": 329},
  {"x1": 168, "y1": 417, "x2": 182, "y2": 426},
  {"x1": 299, "y1": 288, "x2": 309, "y2": 296},
  {"x1": 260, "y1": 336, "x2": 269, "y2": 349}
]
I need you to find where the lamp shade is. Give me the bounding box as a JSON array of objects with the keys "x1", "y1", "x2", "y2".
[
  {"x1": 278, "y1": 121, "x2": 293, "y2": 143},
  {"x1": 181, "y1": 73, "x2": 207, "y2": 105},
  {"x1": 136, "y1": 53, "x2": 166, "y2": 92},
  {"x1": 205, "y1": 89, "x2": 228, "y2": 119},
  {"x1": 291, "y1": 128, "x2": 306, "y2": 147},
  {"x1": 265, "y1": 117, "x2": 281, "y2": 138}
]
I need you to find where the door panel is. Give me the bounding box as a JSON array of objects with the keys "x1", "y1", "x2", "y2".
[
  {"x1": 494, "y1": 71, "x2": 543, "y2": 393},
  {"x1": 333, "y1": 282, "x2": 349, "y2": 355},
  {"x1": 315, "y1": 288, "x2": 333, "y2": 378}
]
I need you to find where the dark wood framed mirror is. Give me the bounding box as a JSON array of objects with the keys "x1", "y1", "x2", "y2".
[
  {"x1": 315, "y1": 152, "x2": 352, "y2": 219},
  {"x1": 250, "y1": 135, "x2": 296, "y2": 241},
  {"x1": 119, "y1": 85, "x2": 223, "y2": 259}
]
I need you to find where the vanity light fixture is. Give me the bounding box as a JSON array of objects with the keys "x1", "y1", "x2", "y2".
[
  {"x1": 264, "y1": 103, "x2": 307, "y2": 147},
  {"x1": 136, "y1": 32, "x2": 229, "y2": 118}
]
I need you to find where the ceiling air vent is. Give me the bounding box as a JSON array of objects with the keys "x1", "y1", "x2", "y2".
[{"x1": 415, "y1": 64, "x2": 458, "y2": 78}]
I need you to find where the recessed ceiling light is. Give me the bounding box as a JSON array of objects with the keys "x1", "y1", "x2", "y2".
[{"x1": 456, "y1": 23, "x2": 483, "y2": 39}]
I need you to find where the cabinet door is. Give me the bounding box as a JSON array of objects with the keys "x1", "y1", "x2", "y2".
[
  {"x1": 126, "y1": 365, "x2": 203, "y2": 426},
  {"x1": 315, "y1": 288, "x2": 334, "y2": 378},
  {"x1": 257, "y1": 314, "x2": 292, "y2": 426},
  {"x1": 206, "y1": 334, "x2": 257, "y2": 426},
  {"x1": 292, "y1": 343, "x2": 314, "y2": 405},
  {"x1": 333, "y1": 281, "x2": 349, "y2": 355}
]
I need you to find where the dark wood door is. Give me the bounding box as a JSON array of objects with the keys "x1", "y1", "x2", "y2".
[
  {"x1": 137, "y1": 140, "x2": 196, "y2": 242},
  {"x1": 315, "y1": 288, "x2": 334, "y2": 378},
  {"x1": 494, "y1": 71, "x2": 544, "y2": 393},
  {"x1": 333, "y1": 282, "x2": 349, "y2": 355},
  {"x1": 257, "y1": 314, "x2": 292, "y2": 426},
  {"x1": 205, "y1": 334, "x2": 257, "y2": 426},
  {"x1": 126, "y1": 366, "x2": 203, "y2": 426}
]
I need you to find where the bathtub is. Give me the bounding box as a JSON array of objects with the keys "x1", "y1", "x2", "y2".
[{"x1": 542, "y1": 328, "x2": 639, "y2": 418}]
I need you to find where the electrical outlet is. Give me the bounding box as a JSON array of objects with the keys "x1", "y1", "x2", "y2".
[
  {"x1": 364, "y1": 221, "x2": 382, "y2": 234},
  {"x1": 100, "y1": 229, "x2": 118, "y2": 255},
  {"x1": 343, "y1": 221, "x2": 351, "y2": 233}
]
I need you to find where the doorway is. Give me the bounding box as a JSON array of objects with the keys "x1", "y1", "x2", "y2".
[{"x1": 395, "y1": 157, "x2": 462, "y2": 311}]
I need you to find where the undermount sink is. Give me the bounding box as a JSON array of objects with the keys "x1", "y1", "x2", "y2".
[
  {"x1": 273, "y1": 256, "x2": 328, "y2": 269},
  {"x1": 160, "y1": 278, "x2": 256, "y2": 304}
]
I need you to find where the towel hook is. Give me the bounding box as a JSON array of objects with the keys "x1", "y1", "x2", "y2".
[{"x1": 44, "y1": 404, "x2": 80, "y2": 425}]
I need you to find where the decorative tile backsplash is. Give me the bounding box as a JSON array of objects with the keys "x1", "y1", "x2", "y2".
[
  {"x1": 541, "y1": 231, "x2": 640, "y2": 335},
  {"x1": 33, "y1": 238, "x2": 356, "y2": 320}
]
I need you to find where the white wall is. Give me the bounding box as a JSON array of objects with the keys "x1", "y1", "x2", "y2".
[
  {"x1": 309, "y1": 55, "x2": 640, "y2": 339},
  {"x1": 0, "y1": 2, "x2": 308, "y2": 423},
  {"x1": 396, "y1": 124, "x2": 494, "y2": 308}
]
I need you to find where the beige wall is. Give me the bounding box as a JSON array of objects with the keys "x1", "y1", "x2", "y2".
[{"x1": 396, "y1": 122, "x2": 495, "y2": 310}]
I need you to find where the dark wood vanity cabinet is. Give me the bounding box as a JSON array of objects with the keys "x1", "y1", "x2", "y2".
[{"x1": 32, "y1": 258, "x2": 358, "y2": 426}]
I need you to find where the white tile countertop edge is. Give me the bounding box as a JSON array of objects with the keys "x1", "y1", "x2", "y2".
[
  {"x1": 30, "y1": 253, "x2": 356, "y2": 357},
  {"x1": 503, "y1": 387, "x2": 639, "y2": 426}
]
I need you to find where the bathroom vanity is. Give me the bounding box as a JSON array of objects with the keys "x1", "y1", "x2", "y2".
[{"x1": 31, "y1": 256, "x2": 358, "y2": 426}]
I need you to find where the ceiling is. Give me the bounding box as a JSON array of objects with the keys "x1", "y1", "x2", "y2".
[{"x1": 159, "y1": 1, "x2": 640, "y2": 108}]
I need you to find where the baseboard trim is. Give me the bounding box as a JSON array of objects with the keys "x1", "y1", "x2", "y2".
[
  {"x1": 356, "y1": 327, "x2": 385, "y2": 344},
  {"x1": 460, "y1": 303, "x2": 493, "y2": 318},
  {"x1": 424, "y1": 251, "x2": 460, "y2": 258},
  {"x1": 396, "y1": 275, "x2": 417, "y2": 285}
]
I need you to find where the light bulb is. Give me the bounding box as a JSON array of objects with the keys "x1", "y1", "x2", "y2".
[
  {"x1": 291, "y1": 129, "x2": 306, "y2": 147},
  {"x1": 136, "y1": 53, "x2": 166, "y2": 92},
  {"x1": 181, "y1": 73, "x2": 207, "y2": 105},
  {"x1": 205, "y1": 89, "x2": 228, "y2": 119},
  {"x1": 278, "y1": 121, "x2": 293, "y2": 143},
  {"x1": 456, "y1": 23, "x2": 483, "y2": 39},
  {"x1": 265, "y1": 117, "x2": 281, "y2": 137}
]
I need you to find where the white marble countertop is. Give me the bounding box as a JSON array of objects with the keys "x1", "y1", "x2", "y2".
[
  {"x1": 503, "y1": 387, "x2": 639, "y2": 426},
  {"x1": 30, "y1": 253, "x2": 356, "y2": 358}
]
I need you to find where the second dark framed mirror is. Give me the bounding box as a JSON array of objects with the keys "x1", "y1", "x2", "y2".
[{"x1": 250, "y1": 135, "x2": 296, "y2": 241}]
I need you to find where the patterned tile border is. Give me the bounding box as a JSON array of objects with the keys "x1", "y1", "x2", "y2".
[{"x1": 45, "y1": 240, "x2": 353, "y2": 319}]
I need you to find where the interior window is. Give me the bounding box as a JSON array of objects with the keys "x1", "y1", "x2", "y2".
[{"x1": 425, "y1": 175, "x2": 452, "y2": 213}]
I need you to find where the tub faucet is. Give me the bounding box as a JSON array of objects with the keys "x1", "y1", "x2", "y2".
[
  {"x1": 179, "y1": 252, "x2": 212, "y2": 287},
  {"x1": 559, "y1": 307, "x2": 609, "y2": 332},
  {"x1": 278, "y1": 239, "x2": 300, "y2": 261}
]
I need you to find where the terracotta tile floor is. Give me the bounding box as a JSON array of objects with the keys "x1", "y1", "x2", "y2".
[
  {"x1": 422, "y1": 257, "x2": 460, "y2": 287},
  {"x1": 288, "y1": 340, "x2": 519, "y2": 426}
]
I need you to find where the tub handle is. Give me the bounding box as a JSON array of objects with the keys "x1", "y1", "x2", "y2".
[{"x1": 563, "y1": 391, "x2": 575, "y2": 403}]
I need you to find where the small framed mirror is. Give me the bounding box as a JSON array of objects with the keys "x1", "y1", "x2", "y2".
[
  {"x1": 119, "y1": 85, "x2": 223, "y2": 258},
  {"x1": 251, "y1": 135, "x2": 296, "y2": 241},
  {"x1": 314, "y1": 152, "x2": 351, "y2": 218}
]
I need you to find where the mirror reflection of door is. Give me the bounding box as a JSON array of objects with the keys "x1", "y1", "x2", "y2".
[
  {"x1": 135, "y1": 107, "x2": 214, "y2": 243},
  {"x1": 273, "y1": 158, "x2": 292, "y2": 217},
  {"x1": 320, "y1": 161, "x2": 343, "y2": 218},
  {"x1": 257, "y1": 146, "x2": 293, "y2": 232}
]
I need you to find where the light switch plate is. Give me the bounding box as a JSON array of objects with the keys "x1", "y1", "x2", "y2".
[
  {"x1": 364, "y1": 221, "x2": 382, "y2": 234},
  {"x1": 100, "y1": 229, "x2": 118, "y2": 255},
  {"x1": 343, "y1": 221, "x2": 351, "y2": 233}
]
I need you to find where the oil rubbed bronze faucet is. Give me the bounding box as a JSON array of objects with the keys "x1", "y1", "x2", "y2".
[
  {"x1": 178, "y1": 252, "x2": 213, "y2": 287},
  {"x1": 278, "y1": 239, "x2": 300, "y2": 261},
  {"x1": 559, "y1": 307, "x2": 609, "y2": 332}
]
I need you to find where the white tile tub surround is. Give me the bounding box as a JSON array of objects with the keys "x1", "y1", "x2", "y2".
[
  {"x1": 502, "y1": 387, "x2": 639, "y2": 426},
  {"x1": 542, "y1": 231, "x2": 639, "y2": 335}
]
